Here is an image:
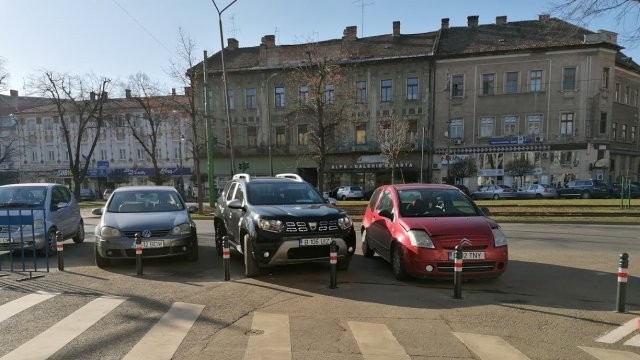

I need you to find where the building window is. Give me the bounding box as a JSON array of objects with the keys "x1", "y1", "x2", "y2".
[
  {"x1": 355, "y1": 123, "x2": 366, "y2": 144},
  {"x1": 632, "y1": 126, "x2": 636, "y2": 142},
  {"x1": 247, "y1": 126, "x2": 257, "y2": 146},
  {"x1": 381, "y1": 79, "x2": 393, "y2": 102},
  {"x1": 100, "y1": 149, "x2": 107, "y2": 160},
  {"x1": 451, "y1": 75, "x2": 464, "y2": 97},
  {"x1": 355, "y1": 81, "x2": 367, "y2": 103},
  {"x1": 602, "y1": 67, "x2": 610, "y2": 89},
  {"x1": 31, "y1": 151, "x2": 37, "y2": 162},
  {"x1": 600, "y1": 112, "x2": 607, "y2": 134},
  {"x1": 275, "y1": 126, "x2": 286, "y2": 146},
  {"x1": 139, "y1": 148, "x2": 145, "y2": 160},
  {"x1": 635, "y1": 89, "x2": 639, "y2": 107},
  {"x1": 526, "y1": 114, "x2": 542, "y2": 135},
  {"x1": 560, "y1": 113, "x2": 574, "y2": 135},
  {"x1": 274, "y1": 86, "x2": 285, "y2": 108},
  {"x1": 529, "y1": 70, "x2": 542, "y2": 92},
  {"x1": 482, "y1": 73, "x2": 495, "y2": 95},
  {"x1": 324, "y1": 84, "x2": 335, "y2": 104},
  {"x1": 480, "y1": 117, "x2": 494, "y2": 137},
  {"x1": 298, "y1": 124, "x2": 309, "y2": 145},
  {"x1": 505, "y1": 71, "x2": 518, "y2": 94},
  {"x1": 615, "y1": 83, "x2": 620, "y2": 102},
  {"x1": 624, "y1": 85, "x2": 630, "y2": 104},
  {"x1": 449, "y1": 118, "x2": 463, "y2": 139},
  {"x1": 406, "y1": 77, "x2": 418, "y2": 100},
  {"x1": 562, "y1": 67, "x2": 577, "y2": 91},
  {"x1": 622, "y1": 124, "x2": 627, "y2": 141},
  {"x1": 245, "y1": 88, "x2": 256, "y2": 109},
  {"x1": 48, "y1": 150, "x2": 55, "y2": 161},
  {"x1": 119, "y1": 149, "x2": 126, "y2": 160},
  {"x1": 612, "y1": 122, "x2": 617, "y2": 140},
  {"x1": 227, "y1": 89, "x2": 235, "y2": 110},
  {"x1": 408, "y1": 120, "x2": 417, "y2": 143},
  {"x1": 298, "y1": 85, "x2": 309, "y2": 105},
  {"x1": 503, "y1": 115, "x2": 518, "y2": 136}
]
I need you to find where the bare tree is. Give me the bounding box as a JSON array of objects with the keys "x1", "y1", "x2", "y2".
[
  {"x1": 0, "y1": 58, "x2": 8, "y2": 93},
  {"x1": 0, "y1": 115, "x2": 19, "y2": 167},
  {"x1": 449, "y1": 157, "x2": 478, "y2": 184},
  {"x1": 29, "y1": 71, "x2": 111, "y2": 198},
  {"x1": 550, "y1": 0, "x2": 640, "y2": 43},
  {"x1": 504, "y1": 155, "x2": 535, "y2": 188},
  {"x1": 168, "y1": 28, "x2": 207, "y2": 211},
  {"x1": 125, "y1": 72, "x2": 174, "y2": 185},
  {"x1": 377, "y1": 114, "x2": 411, "y2": 184}
]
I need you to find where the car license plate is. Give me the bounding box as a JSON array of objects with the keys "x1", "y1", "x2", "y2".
[
  {"x1": 299, "y1": 238, "x2": 332, "y2": 246},
  {"x1": 141, "y1": 240, "x2": 164, "y2": 248},
  {"x1": 448, "y1": 251, "x2": 485, "y2": 260}
]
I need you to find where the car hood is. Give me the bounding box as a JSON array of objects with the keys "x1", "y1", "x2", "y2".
[
  {"x1": 102, "y1": 211, "x2": 190, "y2": 230},
  {"x1": 400, "y1": 216, "x2": 497, "y2": 237},
  {"x1": 252, "y1": 204, "x2": 347, "y2": 219}
]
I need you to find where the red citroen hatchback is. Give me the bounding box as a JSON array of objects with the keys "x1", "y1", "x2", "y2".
[{"x1": 361, "y1": 184, "x2": 508, "y2": 280}]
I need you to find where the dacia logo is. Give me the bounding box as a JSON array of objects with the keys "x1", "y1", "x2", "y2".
[
  {"x1": 142, "y1": 230, "x2": 152, "y2": 238},
  {"x1": 459, "y1": 238, "x2": 472, "y2": 246},
  {"x1": 308, "y1": 222, "x2": 317, "y2": 231}
]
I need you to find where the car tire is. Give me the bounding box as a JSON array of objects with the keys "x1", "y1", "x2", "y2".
[
  {"x1": 185, "y1": 238, "x2": 199, "y2": 262},
  {"x1": 39, "y1": 228, "x2": 58, "y2": 257},
  {"x1": 95, "y1": 246, "x2": 110, "y2": 268},
  {"x1": 391, "y1": 244, "x2": 408, "y2": 280},
  {"x1": 581, "y1": 192, "x2": 591, "y2": 199},
  {"x1": 214, "y1": 221, "x2": 225, "y2": 256},
  {"x1": 361, "y1": 230, "x2": 374, "y2": 258},
  {"x1": 72, "y1": 220, "x2": 85, "y2": 243},
  {"x1": 535, "y1": 194, "x2": 542, "y2": 199},
  {"x1": 493, "y1": 194, "x2": 500, "y2": 200},
  {"x1": 243, "y1": 234, "x2": 260, "y2": 278},
  {"x1": 341, "y1": 195, "x2": 347, "y2": 200}
]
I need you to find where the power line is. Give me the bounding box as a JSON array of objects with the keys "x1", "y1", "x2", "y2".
[{"x1": 111, "y1": 0, "x2": 174, "y2": 56}]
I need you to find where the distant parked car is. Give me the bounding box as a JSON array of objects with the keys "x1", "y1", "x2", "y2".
[
  {"x1": 517, "y1": 184, "x2": 559, "y2": 199},
  {"x1": 557, "y1": 179, "x2": 609, "y2": 199},
  {"x1": 79, "y1": 188, "x2": 96, "y2": 201},
  {"x1": 470, "y1": 184, "x2": 517, "y2": 200},
  {"x1": 102, "y1": 188, "x2": 114, "y2": 200},
  {"x1": 609, "y1": 182, "x2": 640, "y2": 198},
  {"x1": 336, "y1": 186, "x2": 364, "y2": 200}
]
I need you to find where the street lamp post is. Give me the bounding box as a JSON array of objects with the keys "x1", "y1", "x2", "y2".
[{"x1": 265, "y1": 72, "x2": 279, "y2": 176}]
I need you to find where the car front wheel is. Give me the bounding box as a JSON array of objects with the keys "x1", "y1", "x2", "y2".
[
  {"x1": 72, "y1": 220, "x2": 85, "y2": 243},
  {"x1": 243, "y1": 234, "x2": 260, "y2": 278},
  {"x1": 214, "y1": 221, "x2": 225, "y2": 256},
  {"x1": 391, "y1": 244, "x2": 408, "y2": 280},
  {"x1": 95, "y1": 246, "x2": 110, "y2": 268},
  {"x1": 361, "y1": 230, "x2": 374, "y2": 258},
  {"x1": 185, "y1": 238, "x2": 199, "y2": 262},
  {"x1": 581, "y1": 192, "x2": 592, "y2": 199}
]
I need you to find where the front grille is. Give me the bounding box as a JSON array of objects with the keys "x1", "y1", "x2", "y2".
[
  {"x1": 122, "y1": 229, "x2": 171, "y2": 238},
  {"x1": 284, "y1": 220, "x2": 339, "y2": 233},
  {"x1": 442, "y1": 245, "x2": 487, "y2": 251}
]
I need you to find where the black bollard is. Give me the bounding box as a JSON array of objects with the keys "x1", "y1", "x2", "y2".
[
  {"x1": 223, "y1": 235, "x2": 231, "y2": 281},
  {"x1": 135, "y1": 233, "x2": 143, "y2": 276},
  {"x1": 616, "y1": 252, "x2": 629, "y2": 313},
  {"x1": 329, "y1": 241, "x2": 337, "y2": 289},
  {"x1": 56, "y1": 231, "x2": 64, "y2": 271},
  {"x1": 453, "y1": 245, "x2": 463, "y2": 299}
]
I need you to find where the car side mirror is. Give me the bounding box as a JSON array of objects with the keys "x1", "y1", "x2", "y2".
[
  {"x1": 91, "y1": 207, "x2": 103, "y2": 215},
  {"x1": 228, "y1": 199, "x2": 244, "y2": 210},
  {"x1": 378, "y1": 209, "x2": 394, "y2": 221}
]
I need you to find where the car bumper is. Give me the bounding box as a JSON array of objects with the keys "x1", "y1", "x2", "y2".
[
  {"x1": 95, "y1": 235, "x2": 197, "y2": 259},
  {"x1": 0, "y1": 232, "x2": 46, "y2": 251},
  {"x1": 402, "y1": 246, "x2": 508, "y2": 278}
]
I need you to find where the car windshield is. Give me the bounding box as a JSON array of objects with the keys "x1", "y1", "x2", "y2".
[
  {"x1": 107, "y1": 190, "x2": 185, "y2": 213},
  {"x1": 247, "y1": 182, "x2": 325, "y2": 205},
  {"x1": 398, "y1": 188, "x2": 480, "y2": 218},
  {"x1": 0, "y1": 186, "x2": 47, "y2": 208}
]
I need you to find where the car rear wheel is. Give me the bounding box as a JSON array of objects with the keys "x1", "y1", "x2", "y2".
[
  {"x1": 243, "y1": 234, "x2": 260, "y2": 278},
  {"x1": 185, "y1": 238, "x2": 199, "y2": 262},
  {"x1": 493, "y1": 194, "x2": 499, "y2": 200},
  {"x1": 341, "y1": 195, "x2": 347, "y2": 200},
  {"x1": 581, "y1": 192, "x2": 591, "y2": 199},
  {"x1": 361, "y1": 230, "x2": 374, "y2": 258},
  {"x1": 391, "y1": 244, "x2": 408, "y2": 280},
  {"x1": 39, "y1": 229, "x2": 58, "y2": 257},
  {"x1": 535, "y1": 194, "x2": 542, "y2": 199},
  {"x1": 95, "y1": 246, "x2": 110, "y2": 268},
  {"x1": 214, "y1": 221, "x2": 225, "y2": 256},
  {"x1": 72, "y1": 220, "x2": 85, "y2": 243}
]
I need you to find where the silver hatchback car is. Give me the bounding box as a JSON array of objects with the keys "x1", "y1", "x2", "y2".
[{"x1": 0, "y1": 183, "x2": 85, "y2": 255}]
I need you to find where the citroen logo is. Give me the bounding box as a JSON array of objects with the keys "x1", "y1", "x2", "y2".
[
  {"x1": 142, "y1": 230, "x2": 152, "y2": 238},
  {"x1": 309, "y1": 222, "x2": 317, "y2": 231},
  {"x1": 459, "y1": 238, "x2": 472, "y2": 246}
]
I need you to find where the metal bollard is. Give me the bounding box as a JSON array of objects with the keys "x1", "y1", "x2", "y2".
[
  {"x1": 616, "y1": 252, "x2": 629, "y2": 313},
  {"x1": 222, "y1": 236, "x2": 231, "y2": 281},
  {"x1": 135, "y1": 233, "x2": 143, "y2": 276},
  {"x1": 453, "y1": 245, "x2": 463, "y2": 299},
  {"x1": 329, "y1": 241, "x2": 337, "y2": 289},
  {"x1": 56, "y1": 231, "x2": 64, "y2": 271}
]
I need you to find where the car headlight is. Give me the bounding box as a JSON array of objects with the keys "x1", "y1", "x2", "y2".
[
  {"x1": 492, "y1": 228, "x2": 507, "y2": 247},
  {"x1": 171, "y1": 223, "x2": 192, "y2": 235},
  {"x1": 338, "y1": 216, "x2": 353, "y2": 230},
  {"x1": 258, "y1": 218, "x2": 283, "y2": 233},
  {"x1": 99, "y1": 226, "x2": 121, "y2": 239},
  {"x1": 407, "y1": 230, "x2": 434, "y2": 248},
  {"x1": 32, "y1": 219, "x2": 44, "y2": 229}
]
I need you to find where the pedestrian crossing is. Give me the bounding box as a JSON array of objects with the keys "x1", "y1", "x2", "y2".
[{"x1": 0, "y1": 290, "x2": 639, "y2": 359}]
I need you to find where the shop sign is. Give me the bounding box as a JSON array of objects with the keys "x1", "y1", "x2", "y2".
[
  {"x1": 330, "y1": 161, "x2": 414, "y2": 170},
  {"x1": 489, "y1": 136, "x2": 530, "y2": 145}
]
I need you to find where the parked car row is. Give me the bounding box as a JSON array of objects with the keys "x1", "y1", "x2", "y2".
[{"x1": 466, "y1": 179, "x2": 640, "y2": 200}]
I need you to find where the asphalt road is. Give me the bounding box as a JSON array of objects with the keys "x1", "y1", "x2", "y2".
[{"x1": 0, "y1": 210, "x2": 638, "y2": 359}]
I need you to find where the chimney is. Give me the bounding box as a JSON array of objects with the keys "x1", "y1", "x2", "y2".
[
  {"x1": 172, "y1": 88, "x2": 176, "y2": 96},
  {"x1": 90, "y1": 91, "x2": 96, "y2": 101},
  {"x1": 393, "y1": 21, "x2": 400, "y2": 36},
  {"x1": 9, "y1": 89, "x2": 18, "y2": 97},
  {"x1": 125, "y1": 89, "x2": 131, "y2": 98},
  {"x1": 539, "y1": 14, "x2": 550, "y2": 22},
  {"x1": 468, "y1": 15, "x2": 479, "y2": 27},
  {"x1": 342, "y1": 26, "x2": 357, "y2": 41},
  {"x1": 261, "y1": 35, "x2": 275, "y2": 48},
  {"x1": 227, "y1": 38, "x2": 239, "y2": 50},
  {"x1": 496, "y1": 16, "x2": 507, "y2": 25},
  {"x1": 101, "y1": 91, "x2": 108, "y2": 100},
  {"x1": 441, "y1": 18, "x2": 449, "y2": 29}
]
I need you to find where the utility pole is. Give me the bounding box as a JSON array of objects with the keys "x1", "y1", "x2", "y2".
[{"x1": 203, "y1": 50, "x2": 216, "y2": 207}]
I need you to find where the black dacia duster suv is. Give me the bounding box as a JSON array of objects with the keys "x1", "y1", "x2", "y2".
[{"x1": 213, "y1": 173, "x2": 356, "y2": 277}]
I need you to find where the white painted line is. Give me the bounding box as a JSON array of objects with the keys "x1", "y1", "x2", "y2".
[
  {"x1": 624, "y1": 333, "x2": 640, "y2": 347},
  {"x1": 1, "y1": 295, "x2": 126, "y2": 360},
  {"x1": 453, "y1": 332, "x2": 531, "y2": 360},
  {"x1": 244, "y1": 312, "x2": 291, "y2": 360},
  {"x1": 580, "y1": 346, "x2": 640, "y2": 360},
  {"x1": 0, "y1": 291, "x2": 58, "y2": 323},
  {"x1": 348, "y1": 321, "x2": 410, "y2": 360},
  {"x1": 123, "y1": 302, "x2": 205, "y2": 360},
  {"x1": 596, "y1": 318, "x2": 638, "y2": 344}
]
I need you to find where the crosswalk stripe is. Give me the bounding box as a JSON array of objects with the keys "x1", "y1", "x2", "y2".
[
  {"x1": 0, "y1": 291, "x2": 58, "y2": 323},
  {"x1": 596, "y1": 318, "x2": 638, "y2": 344},
  {"x1": 580, "y1": 346, "x2": 640, "y2": 360},
  {"x1": 348, "y1": 321, "x2": 410, "y2": 360},
  {"x1": 123, "y1": 302, "x2": 204, "y2": 360},
  {"x1": 624, "y1": 333, "x2": 640, "y2": 347},
  {"x1": 1, "y1": 295, "x2": 127, "y2": 360},
  {"x1": 453, "y1": 332, "x2": 531, "y2": 360},
  {"x1": 244, "y1": 312, "x2": 291, "y2": 360}
]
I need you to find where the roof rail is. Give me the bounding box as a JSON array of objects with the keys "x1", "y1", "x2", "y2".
[
  {"x1": 233, "y1": 173, "x2": 251, "y2": 181},
  {"x1": 275, "y1": 173, "x2": 303, "y2": 181}
]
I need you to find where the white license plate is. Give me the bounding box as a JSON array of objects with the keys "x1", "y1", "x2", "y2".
[
  {"x1": 448, "y1": 251, "x2": 485, "y2": 260},
  {"x1": 141, "y1": 240, "x2": 164, "y2": 248},
  {"x1": 299, "y1": 238, "x2": 332, "y2": 246}
]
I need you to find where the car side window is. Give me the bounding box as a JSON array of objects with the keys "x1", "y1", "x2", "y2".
[
  {"x1": 51, "y1": 187, "x2": 65, "y2": 209},
  {"x1": 375, "y1": 190, "x2": 393, "y2": 215},
  {"x1": 233, "y1": 184, "x2": 245, "y2": 203},
  {"x1": 226, "y1": 183, "x2": 238, "y2": 201},
  {"x1": 60, "y1": 186, "x2": 72, "y2": 203},
  {"x1": 367, "y1": 188, "x2": 382, "y2": 210}
]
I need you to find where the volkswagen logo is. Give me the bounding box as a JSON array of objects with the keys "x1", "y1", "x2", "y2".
[
  {"x1": 142, "y1": 230, "x2": 152, "y2": 238},
  {"x1": 308, "y1": 222, "x2": 317, "y2": 231},
  {"x1": 459, "y1": 238, "x2": 472, "y2": 246}
]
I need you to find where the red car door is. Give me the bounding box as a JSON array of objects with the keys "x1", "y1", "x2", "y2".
[{"x1": 366, "y1": 189, "x2": 395, "y2": 262}]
